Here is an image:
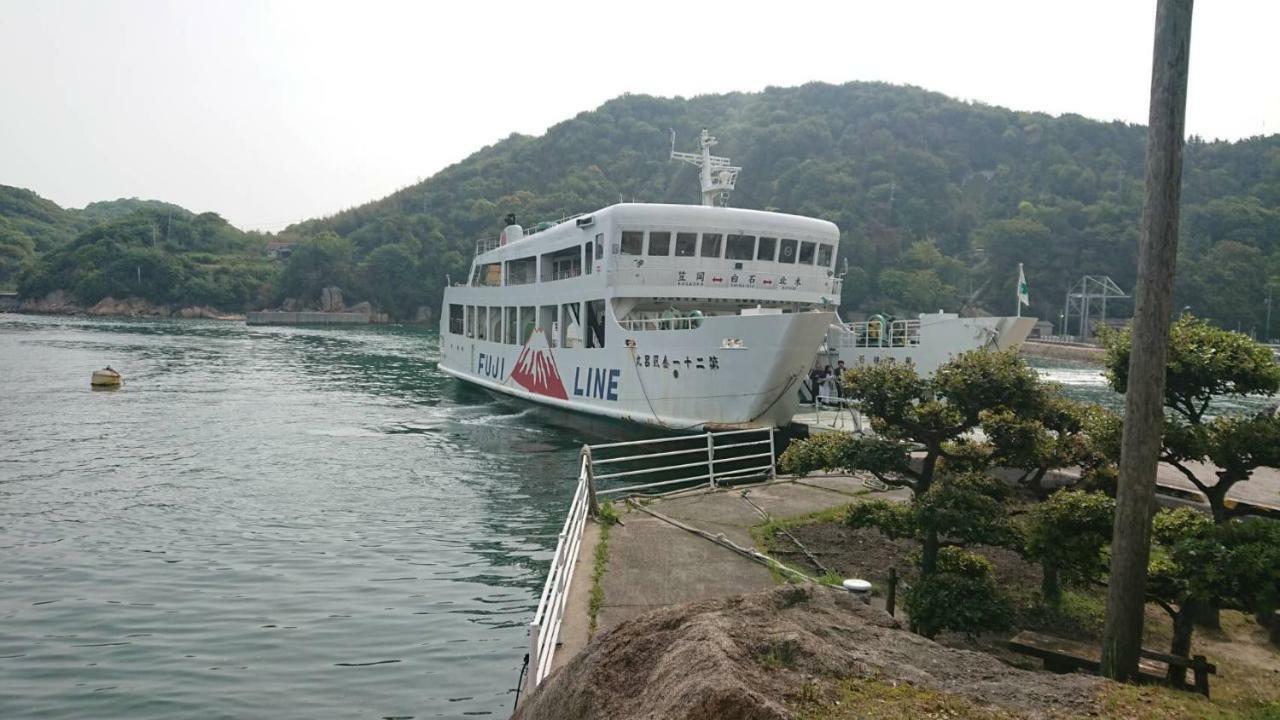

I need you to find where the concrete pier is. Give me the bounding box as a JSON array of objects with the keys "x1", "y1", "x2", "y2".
[
  {"x1": 246, "y1": 311, "x2": 370, "y2": 326},
  {"x1": 553, "y1": 474, "x2": 911, "y2": 672}
]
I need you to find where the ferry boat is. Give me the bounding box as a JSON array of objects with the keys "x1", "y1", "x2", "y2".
[
  {"x1": 815, "y1": 312, "x2": 1037, "y2": 377},
  {"x1": 438, "y1": 131, "x2": 841, "y2": 430}
]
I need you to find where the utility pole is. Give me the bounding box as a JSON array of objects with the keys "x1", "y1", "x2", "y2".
[{"x1": 1101, "y1": 0, "x2": 1194, "y2": 682}]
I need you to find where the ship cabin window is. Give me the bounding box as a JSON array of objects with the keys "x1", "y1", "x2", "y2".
[
  {"x1": 799, "y1": 240, "x2": 817, "y2": 265},
  {"x1": 586, "y1": 299, "x2": 606, "y2": 348},
  {"x1": 449, "y1": 304, "x2": 464, "y2": 335},
  {"x1": 594, "y1": 234, "x2": 604, "y2": 267},
  {"x1": 726, "y1": 234, "x2": 755, "y2": 260},
  {"x1": 539, "y1": 305, "x2": 557, "y2": 345},
  {"x1": 475, "y1": 262, "x2": 502, "y2": 287},
  {"x1": 675, "y1": 232, "x2": 697, "y2": 257},
  {"x1": 648, "y1": 231, "x2": 671, "y2": 256},
  {"x1": 541, "y1": 246, "x2": 581, "y2": 282},
  {"x1": 700, "y1": 233, "x2": 723, "y2": 258},
  {"x1": 584, "y1": 242, "x2": 593, "y2": 275},
  {"x1": 757, "y1": 237, "x2": 777, "y2": 261},
  {"x1": 505, "y1": 256, "x2": 537, "y2": 285},
  {"x1": 520, "y1": 306, "x2": 536, "y2": 343},
  {"x1": 488, "y1": 306, "x2": 502, "y2": 342},
  {"x1": 475, "y1": 306, "x2": 486, "y2": 340},
  {"x1": 818, "y1": 242, "x2": 834, "y2": 268},
  {"x1": 465, "y1": 305, "x2": 475, "y2": 338},
  {"x1": 504, "y1": 307, "x2": 518, "y2": 344},
  {"x1": 620, "y1": 231, "x2": 644, "y2": 255},
  {"x1": 778, "y1": 238, "x2": 798, "y2": 264}
]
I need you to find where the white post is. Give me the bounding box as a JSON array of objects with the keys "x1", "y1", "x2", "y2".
[
  {"x1": 528, "y1": 622, "x2": 541, "y2": 692},
  {"x1": 767, "y1": 427, "x2": 777, "y2": 479},
  {"x1": 706, "y1": 432, "x2": 717, "y2": 488}
]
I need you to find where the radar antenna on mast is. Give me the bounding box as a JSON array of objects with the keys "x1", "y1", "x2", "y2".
[{"x1": 670, "y1": 128, "x2": 741, "y2": 207}]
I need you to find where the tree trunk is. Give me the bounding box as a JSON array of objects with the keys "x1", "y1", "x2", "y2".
[
  {"x1": 1102, "y1": 0, "x2": 1194, "y2": 683},
  {"x1": 1042, "y1": 565, "x2": 1062, "y2": 606},
  {"x1": 921, "y1": 525, "x2": 940, "y2": 577},
  {"x1": 1192, "y1": 600, "x2": 1221, "y2": 629},
  {"x1": 1168, "y1": 605, "x2": 1196, "y2": 685}
]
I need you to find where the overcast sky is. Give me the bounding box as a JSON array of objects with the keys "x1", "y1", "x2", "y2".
[{"x1": 2, "y1": 0, "x2": 1276, "y2": 232}]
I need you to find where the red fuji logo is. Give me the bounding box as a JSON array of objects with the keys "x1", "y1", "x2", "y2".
[{"x1": 509, "y1": 331, "x2": 569, "y2": 400}]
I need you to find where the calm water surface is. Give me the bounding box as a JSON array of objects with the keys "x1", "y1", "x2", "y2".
[
  {"x1": 1, "y1": 316, "x2": 1271, "y2": 719},
  {"x1": 0, "y1": 315, "x2": 610, "y2": 719}
]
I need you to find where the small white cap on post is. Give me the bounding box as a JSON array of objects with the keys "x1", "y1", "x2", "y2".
[{"x1": 841, "y1": 578, "x2": 872, "y2": 594}]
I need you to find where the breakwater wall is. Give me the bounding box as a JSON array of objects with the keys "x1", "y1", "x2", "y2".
[
  {"x1": 246, "y1": 311, "x2": 370, "y2": 326},
  {"x1": 1019, "y1": 340, "x2": 1105, "y2": 363}
]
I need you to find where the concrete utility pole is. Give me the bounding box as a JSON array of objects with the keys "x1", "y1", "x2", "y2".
[{"x1": 1101, "y1": 0, "x2": 1194, "y2": 681}]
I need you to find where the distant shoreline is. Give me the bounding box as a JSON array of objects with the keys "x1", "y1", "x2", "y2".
[{"x1": 1019, "y1": 340, "x2": 1105, "y2": 364}]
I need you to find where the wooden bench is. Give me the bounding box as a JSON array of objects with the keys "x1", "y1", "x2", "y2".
[{"x1": 1008, "y1": 630, "x2": 1217, "y2": 697}]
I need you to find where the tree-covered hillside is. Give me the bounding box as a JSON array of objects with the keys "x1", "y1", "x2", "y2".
[
  {"x1": 286, "y1": 82, "x2": 1280, "y2": 332},
  {"x1": 13, "y1": 199, "x2": 277, "y2": 311}
]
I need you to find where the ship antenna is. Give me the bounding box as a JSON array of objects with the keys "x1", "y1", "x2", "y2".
[{"x1": 669, "y1": 128, "x2": 741, "y2": 207}]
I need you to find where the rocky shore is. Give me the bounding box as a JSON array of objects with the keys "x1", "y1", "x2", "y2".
[{"x1": 15, "y1": 290, "x2": 244, "y2": 321}]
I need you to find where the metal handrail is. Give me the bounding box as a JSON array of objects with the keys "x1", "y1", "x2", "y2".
[{"x1": 522, "y1": 427, "x2": 777, "y2": 697}]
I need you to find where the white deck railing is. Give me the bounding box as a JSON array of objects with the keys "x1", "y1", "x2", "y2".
[
  {"x1": 524, "y1": 427, "x2": 776, "y2": 694},
  {"x1": 528, "y1": 451, "x2": 594, "y2": 689},
  {"x1": 840, "y1": 318, "x2": 922, "y2": 348}
]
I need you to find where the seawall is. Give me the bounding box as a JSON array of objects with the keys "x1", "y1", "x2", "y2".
[
  {"x1": 246, "y1": 311, "x2": 371, "y2": 326},
  {"x1": 1019, "y1": 340, "x2": 1105, "y2": 363}
]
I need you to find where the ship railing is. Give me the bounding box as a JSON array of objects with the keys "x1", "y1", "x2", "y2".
[
  {"x1": 525, "y1": 428, "x2": 776, "y2": 694},
  {"x1": 615, "y1": 315, "x2": 706, "y2": 331},
  {"x1": 474, "y1": 236, "x2": 501, "y2": 256},
  {"x1": 840, "y1": 318, "x2": 921, "y2": 348}
]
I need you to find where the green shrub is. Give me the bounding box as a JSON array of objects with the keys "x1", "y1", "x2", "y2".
[{"x1": 905, "y1": 547, "x2": 1013, "y2": 639}]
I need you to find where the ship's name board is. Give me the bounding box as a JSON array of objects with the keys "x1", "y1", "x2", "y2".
[{"x1": 674, "y1": 271, "x2": 803, "y2": 289}]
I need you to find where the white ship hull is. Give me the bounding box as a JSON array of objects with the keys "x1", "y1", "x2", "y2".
[
  {"x1": 819, "y1": 312, "x2": 1037, "y2": 376},
  {"x1": 441, "y1": 309, "x2": 835, "y2": 430}
]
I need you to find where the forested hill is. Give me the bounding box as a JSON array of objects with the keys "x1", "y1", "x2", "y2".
[
  {"x1": 288, "y1": 81, "x2": 1280, "y2": 330},
  {"x1": 1, "y1": 186, "x2": 276, "y2": 310}
]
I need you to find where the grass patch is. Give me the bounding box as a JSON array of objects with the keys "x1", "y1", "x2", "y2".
[
  {"x1": 597, "y1": 499, "x2": 620, "y2": 526},
  {"x1": 1096, "y1": 682, "x2": 1265, "y2": 720},
  {"x1": 751, "y1": 502, "x2": 859, "y2": 549},
  {"x1": 586, "y1": 516, "x2": 612, "y2": 639},
  {"x1": 793, "y1": 677, "x2": 1021, "y2": 720}
]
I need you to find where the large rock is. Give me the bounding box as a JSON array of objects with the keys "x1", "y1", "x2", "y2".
[
  {"x1": 514, "y1": 584, "x2": 1104, "y2": 720},
  {"x1": 348, "y1": 301, "x2": 373, "y2": 316},
  {"x1": 88, "y1": 296, "x2": 167, "y2": 316},
  {"x1": 319, "y1": 286, "x2": 344, "y2": 312},
  {"x1": 18, "y1": 290, "x2": 80, "y2": 314}
]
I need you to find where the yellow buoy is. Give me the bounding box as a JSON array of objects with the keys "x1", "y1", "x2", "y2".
[{"x1": 91, "y1": 367, "x2": 123, "y2": 388}]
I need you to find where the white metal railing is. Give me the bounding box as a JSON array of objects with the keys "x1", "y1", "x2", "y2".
[
  {"x1": 842, "y1": 318, "x2": 921, "y2": 348},
  {"x1": 528, "y1": 451, "x2": 595, "y2": 690},
  {"x1": 523, "y1": 428, "x2": 776, "y2": 695},
  {"x1": 593, "y1": 427, "x2": 776, "y2": 496},
  {"x1": 615, "y1": 314, "x2": 708, "y2": 331}
]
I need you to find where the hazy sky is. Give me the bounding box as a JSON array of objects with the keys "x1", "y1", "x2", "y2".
[{"x1": 2, "y1": 0, "x2": 1277, "y2": 231}]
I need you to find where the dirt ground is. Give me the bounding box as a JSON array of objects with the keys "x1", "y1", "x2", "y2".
[
  {"x1": 513, "y1": 584, "x2": 1106, "y2": 720},
  {"x1": 772, "y1": 517, "x2": 1280, "y2": 715}
]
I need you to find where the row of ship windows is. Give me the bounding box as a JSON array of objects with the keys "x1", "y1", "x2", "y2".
[
  {"x1": 448, "y1": 301, "x2": 608, "y2": 348},
  {"x1": 619, "y1": 230, "x2": 835, "y2": 267}
]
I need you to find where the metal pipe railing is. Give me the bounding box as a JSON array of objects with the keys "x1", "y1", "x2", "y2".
[{"x1": 523, "y1": 426, "x2": 777, "y2": 697}]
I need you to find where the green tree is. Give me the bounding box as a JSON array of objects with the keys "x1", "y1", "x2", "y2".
[
  {"x1": 1103, "y1": 316, "x2": 1280, "y2": 523},
  {"x1": 278, "y1": 231, "x2": 356, "y2": 305},
  {"x1": 359, "y1": 243, "x2": 421, "y2": 318},
  {"x1": 1147, "y1": 509, "x2": 1280, "y2": 678},
  {"x1": 1024, "y1": 490, "x2": 1116, "y2": 605}
]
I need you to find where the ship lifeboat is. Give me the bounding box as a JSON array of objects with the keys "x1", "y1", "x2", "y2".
[{"x1": 91, "y1": 367, "x2": 123, "y2": 388}]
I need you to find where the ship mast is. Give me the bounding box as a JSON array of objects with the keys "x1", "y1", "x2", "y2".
[{"x1": 670, "y1": 128, "x2": 741, "y2": 207}]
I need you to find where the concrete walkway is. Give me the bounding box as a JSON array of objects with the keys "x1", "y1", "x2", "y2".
[{"x1": 553, "y1": 474, "x2": 911, "y2": 670}]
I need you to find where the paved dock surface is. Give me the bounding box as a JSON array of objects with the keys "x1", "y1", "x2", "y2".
[{"x1": 553, "y1": 474, "x2": 911, "y2": 671}]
